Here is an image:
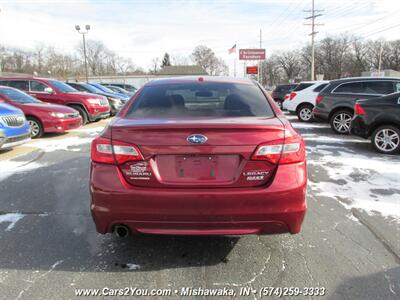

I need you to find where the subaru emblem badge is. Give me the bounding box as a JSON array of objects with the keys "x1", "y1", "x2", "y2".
[{"x1": 187, "y1": 134, "x2": 207, "y2": 144}]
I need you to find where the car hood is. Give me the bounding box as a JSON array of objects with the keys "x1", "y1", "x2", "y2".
[
  {"x1": 94, "y1": 91, "x2": 128, "y2": 101},
  {"x1": 21, "y1": 103, "x2": 77, "y2": 113},
  {"x1": 0, "y1": 103, "x2": 24, "y2": 115},
  {"x1": 66, "y1": 92, "x2": 104, "y2": 99}
]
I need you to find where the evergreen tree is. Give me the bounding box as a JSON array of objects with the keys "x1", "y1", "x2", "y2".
[{"x1": 161, "y1": 52, "x2": 171, "y2": 67}]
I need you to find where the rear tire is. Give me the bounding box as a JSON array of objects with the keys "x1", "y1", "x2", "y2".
[
  {"x1": 71, "y1": 105, "x2": 88, "y2": 125},
  {"x1": 371, "y1": 125, "x2": 400, "y2": 154},
  {"x1": 27, "y1": 117, "x2": 43, "y2": 138},
  {"x1": 330, "y1": 110, "x2": 352, "y2": 134},
  {"x1": 297, "y1": 104, "x2": 314, "y2": 122}
]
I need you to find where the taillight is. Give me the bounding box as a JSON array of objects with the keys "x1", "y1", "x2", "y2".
[
  {"x1": 289, "y1": 92, "x2": 297, "y2": 101},
  {"x1": 316, "y1": 95, "x2": 324, "y2": 105},
  {"x1": 91, "y1": 137, "x2": 143, "y2": 164},
  {"x1": 284, "y1": 94, "x2": 289, "y2": 100},
  {"x1": 355, "y1": 102, "x2": 366, "y2": 115},
  {"x1": 252, "y1": 136, "x2": 305, "y2": 164}
]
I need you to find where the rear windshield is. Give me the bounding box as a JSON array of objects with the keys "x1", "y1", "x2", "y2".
[
  {"x1": 293, "y1": 83, "x2": 314, "y2": 92},
  {"x1": 313, "y1": 83, "x2": 328, "y2": 92},
  {"x1": 126, "y1": 82, "x2": 274, "y2": 118},
  {"x1": 275, "y1": 84, "x2": 296, "y2": 92}
]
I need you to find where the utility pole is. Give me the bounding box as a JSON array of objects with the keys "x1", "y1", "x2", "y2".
[
  {"x1": 304, "y1": 0, "x2": 323, "y2": 81},
  {"x1": 378, "y1": 42, "x2": 384, "y2": 73},
  {"x1": 259, "y1": 29, "x2": 262, "y2": 85}
]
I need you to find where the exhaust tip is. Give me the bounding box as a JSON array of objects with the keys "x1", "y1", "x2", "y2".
[{"x1": 114, "y1": 225, "x2": 130, "y2": 238}]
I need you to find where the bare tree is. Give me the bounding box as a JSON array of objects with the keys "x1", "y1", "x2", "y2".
[
  {"x1": 150, "y1": 57, "x2": 160, "y2": 74},
  {"x1": 276, "y1": 50, "x2": 302, "y2": 80},
  {"x1": 170, "y1": 54, "x2": 192, "y2": 65},
  {"x1": 192, "y1": 45, "x2": 227, "y2": 75}
]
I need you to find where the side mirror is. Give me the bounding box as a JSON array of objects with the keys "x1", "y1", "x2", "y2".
[{"x1": 44, "y1": 87, "x2": 55, "y2": 94}]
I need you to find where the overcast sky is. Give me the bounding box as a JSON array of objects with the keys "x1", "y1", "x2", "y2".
[{"x1": 1, "y1": 0, "x2": 400, "y2": 75}]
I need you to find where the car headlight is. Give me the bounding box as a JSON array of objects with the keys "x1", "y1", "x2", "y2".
[
  {"x1": 87, "y1": 98, "x2": 101, "y2": 105},
  {"x1": 49, "y1": 112, "x2": 66, "y2": 118}
]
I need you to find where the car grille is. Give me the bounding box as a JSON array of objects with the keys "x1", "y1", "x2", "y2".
[
  {"x1": 1, "y1": 115, "x2": 25, "y2": 127},
  {"x1": 99, "y1": 98, "x2": 109, "y2": 107}
]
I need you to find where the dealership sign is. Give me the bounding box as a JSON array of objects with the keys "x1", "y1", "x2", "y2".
[
  {"x1": 239, "y1": 49, "x2": 265, "y2": 60},
  {"x1": 246, "y1": 66, "x2": 258, "y2": 74}
]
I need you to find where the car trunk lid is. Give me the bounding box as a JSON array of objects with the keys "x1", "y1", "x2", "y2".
[{"x1": 111, "y1": 117, "x2": 284, "y2": 188}]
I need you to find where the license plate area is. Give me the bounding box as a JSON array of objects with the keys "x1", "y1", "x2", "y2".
[{"x1": 176, "y1": 155, "x2": 217, "y2": 180}]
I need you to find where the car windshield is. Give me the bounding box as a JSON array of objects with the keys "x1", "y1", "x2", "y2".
[
  {"x1": 49, "y1": 80, "x2": 78, "y2": 93},
  {"x1": 0, "y1": 87, "x2": 41, "y2": 104},
  {"x1": 91, "y1": 83, "x2": 114, "y2": 93},
  {"x1": 126, "y1": 82, "x2": 274, "y2": 118},
  {"x1": 293, "y1": 83, "x2": 314, "y2": 91}
]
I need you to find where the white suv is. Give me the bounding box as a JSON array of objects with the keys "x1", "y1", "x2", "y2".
[{"x1": 283, "y1": 81, "x2": 329, "y2": 122}]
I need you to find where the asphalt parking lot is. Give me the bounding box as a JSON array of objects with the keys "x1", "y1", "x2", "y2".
[{"x1": 0, "y1": 114, "x2": 399, "y2": 300}]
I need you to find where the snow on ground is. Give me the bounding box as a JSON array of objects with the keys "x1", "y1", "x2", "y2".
[
  {"x1": 292, "y1": 123, "x2": 329, "y2": 129},
  {"x1": 0, "y1": 160, "x2": 46, "y2": 182},
  {"x1": 302, "y1": 133, "x2": 370, "y2": 144},
  {"x1": 0, "y1": 213, "x2": 25, "y2": 231},
  {"x1": 71, "y1": 126, "x2": 105, "y2": 133},
  {"x1": 28, "y1": 136, "x2": 94, "y2": 153},
  {"x1": 126, "y1": 263, "x2": 141, "y2": 270},
  {"x1": 308, "y1": 146, "x2": 400, "y2": 220}
]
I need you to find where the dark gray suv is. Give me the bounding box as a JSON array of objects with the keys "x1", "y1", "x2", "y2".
[{"x1": 313, "y1": 77, "x2": 400, "y2": 134}]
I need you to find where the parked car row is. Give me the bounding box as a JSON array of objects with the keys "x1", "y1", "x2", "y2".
[
  {"x1": 274, "y1": 77, "x2": 400, "y2": 154},
  {"x1": 0, "y1": 77, "x2": 136, "y2": 149}
]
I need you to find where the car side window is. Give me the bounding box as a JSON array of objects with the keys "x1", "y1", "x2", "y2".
[
  {"x1": 395, "y1": 82, "x2": 400, "y2": 93},
  {"x1": 30, "y1": 80, "x2": 49, "y2": 92},
  {"x1": 8, "y1": 80, "x2": 29, "y2": 91},
  {"x1": 333, "y1": 82, "x2": 364, "y2": 94},
  {"x1": 363, "y1": 81, "x2": 394, "y2": 95}
]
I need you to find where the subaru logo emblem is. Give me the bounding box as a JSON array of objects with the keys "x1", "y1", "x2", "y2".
[{"x1": 187, "y1": 134, "x2": 207, "y2": 144}]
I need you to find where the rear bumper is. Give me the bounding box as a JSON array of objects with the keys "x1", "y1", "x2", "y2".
[
  {"x1": 88, "y1": 111, "x2": 110, "y2": 122},
  {"x1": 90, "y1": 161, "x2": 307, "y2": 235},
  {"x1": 44, "y1": 117, "x2": 82, "y2": 133},
  {"x1": 312, "y1": 108, "x2": 329, "y2": 121},
  {"x1": 282, "y1": 100, "x2": 295, "y2": 112},
  {"x1": 350, "y1": 116, "x2": 369, "y2": 139}
]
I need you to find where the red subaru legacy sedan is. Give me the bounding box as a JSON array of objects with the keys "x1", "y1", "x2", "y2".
[{"x1": 90, "y1": 77, "x2": 307, "y2": 236}]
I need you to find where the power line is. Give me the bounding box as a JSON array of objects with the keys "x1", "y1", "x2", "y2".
[{"x1": 362, "y1": 22, "x2": 400, "y2": 38}]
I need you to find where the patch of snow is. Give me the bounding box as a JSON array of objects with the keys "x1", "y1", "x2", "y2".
[
  {"x1": 0, "y1": 213, "x2": 25, "y2": 231},
  {"x1": 28, "y1": 136, "x2": 93, "y2": 152},
  {"x1": 0, "y1": 160, "x2": 45, "y2": 181},
  {"x1": 302, "y1": 133, "x2": 369, "y2": 144},
  {"x1": 309, "y1": 149, "x2": 400, "y2": 220},
  {"x1": 71, "y1": 126, "x2": 105, "y2": 133},
  {"x1": 291, "y1": 123, "x2": 329, "y2": 129},
  {"x1": 126, "y1": 263, "x2": 140, "y2": 270}
]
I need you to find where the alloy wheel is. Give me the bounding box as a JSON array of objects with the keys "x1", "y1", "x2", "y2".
[
  {"x1": 333, "y1": 112, "x2": 352, "y2": 133},
  {"x1": 374, "y1": 128, "x2": 400, "y2": 152},
  {"x1": 299, "y1": 107, "x2": 312, "y2": 121},
  {"x1": 28, "y1": 120, "x2": 40, "y2": 137}
]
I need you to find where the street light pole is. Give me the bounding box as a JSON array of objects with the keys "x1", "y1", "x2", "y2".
[{"x1": 75, "y1": 24, "x2": 90, "y2": 82}]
